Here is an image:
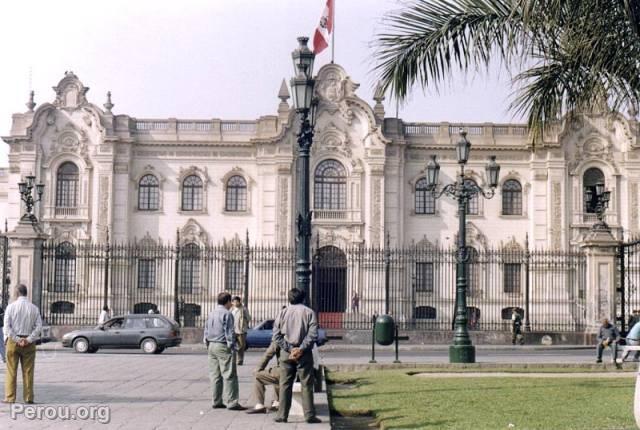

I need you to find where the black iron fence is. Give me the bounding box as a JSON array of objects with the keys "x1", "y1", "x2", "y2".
[
  {"x1": 39, "y1": 239, "x2": 587, "y2": 332},
  {"x1": 0, "y1": 233, "x2": 9, "y2": 309}
]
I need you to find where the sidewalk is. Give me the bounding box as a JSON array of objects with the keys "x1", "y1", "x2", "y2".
[{"x1": 0, "y1": 347, "x2": 330, "y2": 430}]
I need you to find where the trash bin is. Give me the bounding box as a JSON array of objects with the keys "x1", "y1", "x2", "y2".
[{"x1": 375, "y1": 314, "x2": 395, "y2": 346}]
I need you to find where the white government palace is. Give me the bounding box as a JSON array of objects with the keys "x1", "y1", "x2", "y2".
[
  {"x1": 0, "y1": 65, "x2": 637, "y2": 251},
  {"x1": 1, "y1": 62, "x2": 637, "y2": 332}
]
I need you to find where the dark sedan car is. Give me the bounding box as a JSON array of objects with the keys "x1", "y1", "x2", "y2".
[
  {"x1": 61, "y1": 314, "x2": 181, "y2": 354},
  {"x1": 245, "y1": 319, "x2": 328, "y2": 349}
]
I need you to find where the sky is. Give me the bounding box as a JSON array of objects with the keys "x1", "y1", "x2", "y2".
[{"x1": 0, "y1": 0, "x2": 518, "y2": 167}]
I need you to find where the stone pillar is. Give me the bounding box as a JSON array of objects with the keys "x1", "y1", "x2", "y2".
[
  {"x1": 7, "y1": 221, "x2": 47, "y2": 309},
  {"x1": 579, "y1": 229, "x2": 620, "y2": 332}
]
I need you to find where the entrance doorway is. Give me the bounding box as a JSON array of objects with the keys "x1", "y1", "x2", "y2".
[{"x1": 313, "y1": 246, "x2": 347, "y2": 326}]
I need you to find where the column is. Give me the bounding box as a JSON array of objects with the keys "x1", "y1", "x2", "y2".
[
  {"x1": 7, "y1": 221, "x2": 48, "y2": 308},
  {"x1": 579, "y1": 229, "x2": 619, "y2": 332}
]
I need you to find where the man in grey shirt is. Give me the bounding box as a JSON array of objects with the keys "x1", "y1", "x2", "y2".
[
  {"x1": 272, "y1": 287, "x2": 321, "y2": 424},
  {"x1": 3, "y1": 284, "x2": 42, "y2": 404},
  {"x1": 204, "y1": 292, "x2": 246, "y2": 411}
]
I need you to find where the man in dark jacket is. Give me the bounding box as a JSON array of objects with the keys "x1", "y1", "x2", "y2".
[
  {"x1": 596, "y1": 318, "x2": 620, "y2": 363},
  {"x1": 272, "y1": 288, "x2": 321, "y2": 424}
]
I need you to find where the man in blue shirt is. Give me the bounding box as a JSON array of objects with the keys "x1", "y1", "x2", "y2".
[{"x1": 204, "y1": 292, "x2": 246, "y2": 411}]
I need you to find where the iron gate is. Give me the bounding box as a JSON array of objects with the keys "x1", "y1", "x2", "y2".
[{"x1": 618, "y1": 238, "x2": 640, "y2": 334}]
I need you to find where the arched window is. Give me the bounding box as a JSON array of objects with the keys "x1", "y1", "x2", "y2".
[
  {"x1": 138, "y1": 174, "x2": 159, "y2": 211},
  {"x1": 502, "y1": 180, "x2": 522, "y2": 215},
  {"x1": 50, "y1": 301, "x2": 75, "y2": 314},
  {"x1": 314, "y1": 160, "x2": 347, "y2": 210},
  {"x1": 414, "y1": 306, "x2": 437, "y2": 319},
  {"x1": 55, "y1": 162, "x2": 79, "y2": 208},
  {"x1": 182, "y1": 175, "x2": 203, "y2": 211},
  {"x1": 415, "y1": 178, "x2": 436, "y2": 214},
  {"x1": 180, "y1": 243, "x2": 201, "y2": 294},
  {"x1": 583, "y1": 167, "x2": 605, "y2": 213},
  {"x1": 225, "y1": 175, "x2": 247, "y2": 212},
  {"x1": 464, "y1": 179, "x2": 479, "y2": 215},
  {"x1": 54, "y1": 242, "x2": 76, "y2": 292}
]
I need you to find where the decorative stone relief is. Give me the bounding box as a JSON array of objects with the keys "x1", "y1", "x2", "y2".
[
  {"x1": 370, "y1": 178, "x2": 382, "y2": 245},
  {"x1": 52, "y1": 71, "x2": 89, "y2": 108},
  {"x1": 631, "y1": 182, "x2": 639, "y2": 234},
  {"x1": 312, "y1": 122, "x2": 353, "y2": 161},
  {"x1": 98, "y1": 176, "x2": 110, "y2": 241},
  {"x1": 550, "y1": 182, "x2": 562, "y2": 249},
  {"x1": 180, "y1": 219, "x2": 209, "y2": 245},
  {"x1": 598, "y1": 262, "x2": 610, "y2": 320},
  {"x1": 277, "y1": 176, "x2": 289, "y2": 246}
]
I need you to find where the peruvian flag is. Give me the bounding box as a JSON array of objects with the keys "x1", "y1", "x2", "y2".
[{"x1": 313, "y1": 0, "x2": 334, "y2": 54}]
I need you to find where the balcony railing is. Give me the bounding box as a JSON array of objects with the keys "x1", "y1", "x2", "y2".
[
  {"x1": 48, "y1": 206, "x2": 89, "y2": 219},
  {"x1": 403, "y1": 122, "x2": 529, "y2": 138},
  {"x1": 54, "y1": 207, "x2": 78, "y2": 216},
  {"x1": 572, "y1": 212, "x2": 618, "y2": 226},
  {"x1": 314, "y1": 209, "x2": 361, "y2": 222}
]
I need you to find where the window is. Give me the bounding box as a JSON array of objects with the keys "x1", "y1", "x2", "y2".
[
  {"x1": 415, "y1": 262, "x2": 434, "y2": 293},
  {"x1": 225, "y1": 175, "x2": 247, "y2": 212},
  {"x1": 54, "y1": 242, "x2": 76, "y2": 292},
  {"x1": 137, "y1": 259, "x2": 156, "y2": 289},
  {"x1": 583, "y1": 167, "x2": 605, "y2": 213},
  {"x1": 464, "y1": 179, "x2": 479, "y2": 215},
  {"x1": 414, "y1": 306, "x2": 437, "y2": 319},
  {"x1": 314, "y1": 159, "x2": 347, "y2": 210},
  {"x1": 501, "y1": 307, "x2": 524, "y2": 320},
  {"x1": 180, "y1": 243, "x2": 200, "y2": 293},
  {"x1": 182, "y1": 175, "x2": 203, "y2": 211},
  {"x1": 124, "y1": 318, "x2": 147, "y2": 329},
  {"x1": 55, "y1": 162, "x2": 79, "y2": 208},
  {"x1": 502, "y1": 180, "x2": 522, "y2": 215},
  {"x1": 138, "y1": 174, "x2": 159, "y2": 211},
  {"x1": 50, "y1": 301, "x2": 75, "y2": 314},
  {"x1": 415, "y1": 178, "x2": 436, "y2": 214},
  {"x1": 225, "y1": 260, "x2": 244, "y2": 293},
  {"x1": 503, "y1": 263, "x2": 522, "y2": 293}
]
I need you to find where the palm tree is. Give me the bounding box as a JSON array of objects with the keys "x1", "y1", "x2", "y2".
[{"x1": 373, "y1": 0, "x2": 640, "y2": 143}]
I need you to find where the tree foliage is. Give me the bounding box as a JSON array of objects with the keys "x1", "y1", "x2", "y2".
[{"x1": 373, "y1": 0, "x2": 640, "y2": 142}]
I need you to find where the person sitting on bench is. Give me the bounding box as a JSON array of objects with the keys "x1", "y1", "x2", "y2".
[{"x1": 596, "y1": 318, "x2": 620, "y2": 363}]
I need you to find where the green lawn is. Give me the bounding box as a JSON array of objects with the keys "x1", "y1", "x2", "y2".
[{"x1": 327, "y1": 368, "x2": 636, "y2": 430}]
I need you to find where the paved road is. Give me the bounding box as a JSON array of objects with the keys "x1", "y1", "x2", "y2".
[{"x1": 0, "y1": 345, "x2": 330, "y2": 430}]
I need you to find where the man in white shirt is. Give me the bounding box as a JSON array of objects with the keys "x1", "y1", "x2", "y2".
[
  {"x1": 98, "y1": 305, "x2": 110, "y2": 325},
  {"x1": 3, "y1": 284, "x2": 42, "y2": 404}
]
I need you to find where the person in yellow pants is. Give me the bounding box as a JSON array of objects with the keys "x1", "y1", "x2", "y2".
[{"x1": 3, "y1": 284, "x2": 42, "y2": 404}]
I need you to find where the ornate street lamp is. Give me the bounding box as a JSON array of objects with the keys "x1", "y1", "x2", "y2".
[
  {"x1": 588, "y1": 181, "x2": 611, "y2": 231},
  {"x1": 426, "y1": 130, "x2": 500, "y2": 363},
  {"x1": 290, "y1": 37, "x2": 317, "y2": 304},
  {"x1": 18, "y1": 174, "x2": 44, "y2": 224}
]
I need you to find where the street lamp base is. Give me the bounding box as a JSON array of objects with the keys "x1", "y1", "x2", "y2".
[{"x1": 449, "y1": 344, "x2": 476, "y2": 363}]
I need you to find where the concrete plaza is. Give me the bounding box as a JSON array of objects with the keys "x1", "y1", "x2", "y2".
[{"x1": 0, "y1": 344, "x2": 330, "y2": 430}]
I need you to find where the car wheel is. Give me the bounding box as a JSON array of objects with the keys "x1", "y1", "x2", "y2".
[
  {"x1": 141, "y1": 338, "x2": 158, "y2": 354},
  {"x1": 153, "y1": 347, "x2": 165, "y2": 354},
  {"x1": 73, "y1": 338, "x2": 89, "y2": 353}
]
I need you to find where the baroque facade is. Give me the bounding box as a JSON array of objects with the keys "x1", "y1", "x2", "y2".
[
  {"x1": 1, "y1": 67, "x2": 639, "y2": 252},
  {"x1": 2, "y1": 65, "x2": 637, "y2": 331}
]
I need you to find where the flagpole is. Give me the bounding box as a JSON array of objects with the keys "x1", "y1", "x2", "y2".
[{"x1": 331, "y1": 0, "x2": 335, "y2": 63}]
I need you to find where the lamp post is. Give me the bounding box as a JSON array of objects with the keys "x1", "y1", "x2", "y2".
[
  {"x1": 586, "y1": 181, "x2": 611, "y2": 231},
  {"x1": 426, "y1": 130, "x2": 500, "y2": 363},
  {"x1": 18, "y1": 174, "x2": 44, "y2": 224},
  {"x1": 290, "y1": 37, "x2": 317, "y2": 304}
]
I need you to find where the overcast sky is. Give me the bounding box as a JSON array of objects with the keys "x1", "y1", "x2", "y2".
[{"x1": 0, "y1": 0, "x2": 518, "y2": 167}]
